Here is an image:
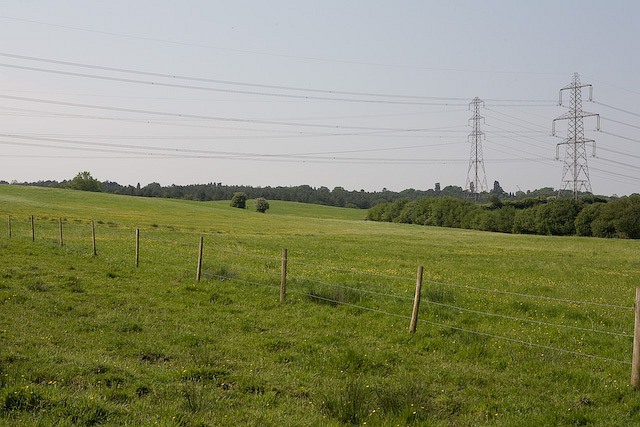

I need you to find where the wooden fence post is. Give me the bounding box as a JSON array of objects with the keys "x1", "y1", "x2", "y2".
[
  {"x1": 409, "y1": 265, "x2": 424, "y2": 334},
  {"x1": 632, "y1": 287, "x2": 640, "y2": 389},
  {"x1": 280, "y1": 248, "x2": 288, "y2": 303},
  {"x1": 135, "y1": 229, "x2": 140, "y2": 268},
  {"x1": 91, "y1": 221, "x2": 97, "y2": 256},
  {"x1": 59, "y1": 218, "x2": 64, "y2": 247},
  {"x1": 31, "y1": 215, "x2": 35, "y2": 242},
  {"x1": 196, "y1": 236, "x2": 204, "y2": 282}
]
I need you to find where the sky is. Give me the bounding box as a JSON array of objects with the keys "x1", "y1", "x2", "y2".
[{"x1": 0, "y1": 1, "x2": 638, "y2": 195}]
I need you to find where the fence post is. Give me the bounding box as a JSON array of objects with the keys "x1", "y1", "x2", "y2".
[
  {"x1": 632, "y1": 287, "x2": 640, "y2": 389},
  {"x1": 409, "y1": 265, "x2": 424, "y2": 334},
  {"x1": 7, "y1": 215, "x2": 11, "y2": 239},
  {"x1": 135, "y1": 229, "x2": 140, "y2": 268},
  {"x1": 196, "y1": 236, "x2": 204, "y2": 282},
  {"x1": 280, "y1": 248, "x2": 288, "y2": 303},
  {"x1": 31, "y1": 215, "x2": 35, "y2": 242},
  {"x1": 59, "y1": 218, "x2": 64, "y2": 247},
  {"x1": 91, "y1": 221, "x2": 97, "y2": 256}
]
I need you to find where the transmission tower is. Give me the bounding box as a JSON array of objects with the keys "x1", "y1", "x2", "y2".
[
  {"x1": 552, "y1": 73, "x2": 600, "y2": 200},
  {"x1": 465, "y1": 97, "x2": 488, "y2": 201}
]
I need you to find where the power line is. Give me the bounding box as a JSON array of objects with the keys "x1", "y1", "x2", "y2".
[
  {"x1": 0, "y1": 52, "x2": 513, "y2": 102},
  {"x1": 601, "y1": 116, "x2": 640, "y2": 131},
  {"x1": 0, "y1": 62, "x2": 470, "y2": 107},
  {"x1": 0, "y1": 134, "x2": 473, "y2": 164},
  {"x1": 600, "y1": 130, "x2": 640, "y2": 145},
  {"x1": 593, "y1": 101, "x2": 640, "y2": 117},
  {"x1": 597, "y1": 157, "x2": 640, "y2": 171},
  {"x1": 484, "y1": 107, "x2": 551, "y2": 132},
  {"x1": 598, "y1": 146, "x2": 640, "y2": 160},
  {"x1": 590, "y1": 167, "x2": 640, "y2": 183},
  {"x1": 0, "y1": 18, "x2": 568, "y2": 75},
  {"x1": 0, "y1": 94, "x2": 450, "y2": 132}
]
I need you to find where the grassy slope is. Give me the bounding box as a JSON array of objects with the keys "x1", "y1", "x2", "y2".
[{"x1": 1, "y1": 185, "x2": 640, "y2": 426}]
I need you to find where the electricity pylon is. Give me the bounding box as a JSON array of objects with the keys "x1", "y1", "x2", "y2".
[
  {"x1": 552, "y1": 73, "x2": 600, "y2": 200},
  {"x1": 465, "y1": 97, "x2": 488, "y2": 201}
]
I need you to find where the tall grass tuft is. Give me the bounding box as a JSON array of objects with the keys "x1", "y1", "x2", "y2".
[
  {"x1": 321, "y1": 377, "x2": 370, "y2": 425},
  {"x1": 306, "y1": 283, "x2": 363, "y2": 307}
]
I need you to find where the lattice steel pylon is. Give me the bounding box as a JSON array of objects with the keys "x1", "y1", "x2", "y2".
[
  {"x1": 465, "y1": 97, "x2": 488, "y2": 201},
  {"x1": 552, "y1": 73, "x2": 600, "y2": 200}
]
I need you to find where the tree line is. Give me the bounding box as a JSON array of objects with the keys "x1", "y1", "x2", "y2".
[
  {"x1": 366, "y1": 195, "x2": 640, "y2": 239},
  {"x1": 8, "y1": 173, "x2": 569, "y2": 210},
  {"x1": 8, "y1": 172, "x2": 638, "y2": 238}
]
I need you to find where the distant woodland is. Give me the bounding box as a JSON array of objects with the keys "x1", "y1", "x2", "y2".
[
  {"x1": 8, "y1": 174, "x2": 571, "y2": 209},
  {"x1": 7, "y1": 173, "x2": 639, "y2": 239},
  {"x1": 367, "y1": 195, "x2": 640, "y2": 239}
]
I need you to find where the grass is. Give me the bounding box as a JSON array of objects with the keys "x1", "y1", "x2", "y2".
[{"x1": 0, "y1": 184, "x2": 640, "y2": 425}]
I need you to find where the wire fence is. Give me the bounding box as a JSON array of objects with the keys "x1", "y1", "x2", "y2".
[{"x1": 2, "y1": 214, "x2": 636, "y2": 368}]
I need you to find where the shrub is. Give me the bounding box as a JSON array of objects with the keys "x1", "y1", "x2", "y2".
[
  {"x1": 366, "y1": 202, "x2": 391, "y2": 222},
  {"x1": 230, "y1": 192, "x2": 247, "y2": 209},
  {"x1": 67, "y1": 171, "x2": 102, "y2": 192},
  {"x1": 255, "y1": 197, "x2": 269, "y2": 213}
]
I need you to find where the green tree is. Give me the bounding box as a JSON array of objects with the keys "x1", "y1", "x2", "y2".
[
  {"x1": 67, "y1": 171, "x2": 102, "y2": 192},
  {"x1": 613, "y1": 195, "x2": 640, "y2": 239},
  {"x1": 490, "y1": 180, "x2": 505, "y2": 196},
  {"x1": 512, "y1": 208, "x2": 538, "y2": 234},
  {"x1": 230, "y1": 192, "x2": 248, "y2": 209},
  {"x1": 366, "y1": 202, "x2": 391, "y2": 222},
  {"x1": 255, "y1": 197, "x2": 270, "y2": 213},
  {"x1": 575, "y1": 203, "x2": 604, "y2": 237},
  {"x1": 535, "y1": 199, "x2": 581, "y2": 236}
]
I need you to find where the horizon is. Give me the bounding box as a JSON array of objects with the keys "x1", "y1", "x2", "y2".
[
  {"x1": 7, "y1": 173, "x2": 625, "y2": 199},
  {"x1": 1, "y1": 2, "x2": 638, "y2": 197}
]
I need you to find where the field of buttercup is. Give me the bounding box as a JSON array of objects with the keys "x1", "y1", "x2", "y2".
[{"x1": 1, "y1": 184, "x2": 640, "y2": 426}]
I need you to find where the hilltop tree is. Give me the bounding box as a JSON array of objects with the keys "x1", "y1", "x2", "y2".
[
  {"x1": 230, "y1": 192, "x2": 248, "y2": 209},
  {"x1": 67, "y1": 171, "x2": 102, "y2": 192},
  {"x1": 491, "y1": 180, "x2": 505, "y2": 196},
  {"x1": 255, "y1": 198, "x2": 270, "y2": 213}
]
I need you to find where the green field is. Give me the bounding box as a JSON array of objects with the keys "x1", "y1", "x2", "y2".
[{"x1": 1, "y1": 184, "x2": 640, "y2": 426}]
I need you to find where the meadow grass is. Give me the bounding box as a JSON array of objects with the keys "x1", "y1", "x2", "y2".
[{"x1": 1, "y1": 184, "x2": 640, "y2": 426}]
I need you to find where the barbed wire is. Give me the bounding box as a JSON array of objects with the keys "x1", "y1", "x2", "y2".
[
  {"x1": 418, "y1": 318, "x2": 630, "y2": 365},
  {"x1": 427, "y1": 279, "x2": 634, "y2": 310},
  {"x1": 425, "y1": 299, "x2": 633, "y2": 338},
  {"x1": 294, "y1": 275, "x2": 415, "y2": 301},
  {"x1": 3, "y1": 213, "x2": 636, "y2": 366},
  {"x1": 292, "y1": 273, "x2": 632, "y2": 337},
  {"x1": 287, "y1": 288, "x2": 411, "y2": 320},
  {"x1": 284, "y1": 286, "x2": 630, "y2": 365},
  {"x1": 5, "y1": 217, "x2": 635, "y2": 311},
  {"x1": 211, "y1": 274, "x2": 280, "y2": 290}
]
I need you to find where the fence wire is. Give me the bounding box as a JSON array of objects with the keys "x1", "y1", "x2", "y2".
[
  {"x1": 428, "y1": 279, "x2": 634, "y2": 310},
  {"x1": 284, "y1": 286, "x2": 630, "y2": 365},
  {"x1": 2, "y1": 214, "x2": 635, "y2": 368}
]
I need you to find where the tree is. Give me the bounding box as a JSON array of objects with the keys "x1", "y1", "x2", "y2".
[
  {"x1": 575, "y1": 203, "x2": 604, "y2": 237},
  {"x1": 67, "y1": 171, "x2": 102, "y2": 192},
  {"x1": 255, "y1": 197, "x2": 270, "y2": 213},
  {"x1": 535, "y1": 199, "x2": 581, "y2": 236},
  {"x1": 141, "y1": 182, "x2": 162, "y2": 197},
  {"x1": 612, "y1": 195, "x2": 640, "y2": 239},
  {"x1": 491, "y1": 180, "x2": 505, "y2": 196},
  {"x1": 230, "y1": 192, "x2": 247, "y2": 209}
]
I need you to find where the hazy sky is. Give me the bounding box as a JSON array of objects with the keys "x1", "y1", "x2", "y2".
[{"x1": 1, "y1": 1, "x2": 638, "y2": 195}]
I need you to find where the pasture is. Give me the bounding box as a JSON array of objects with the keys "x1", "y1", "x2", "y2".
[{"x1": 0, "y1": 184, "x2": 639, "y2": 426}]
